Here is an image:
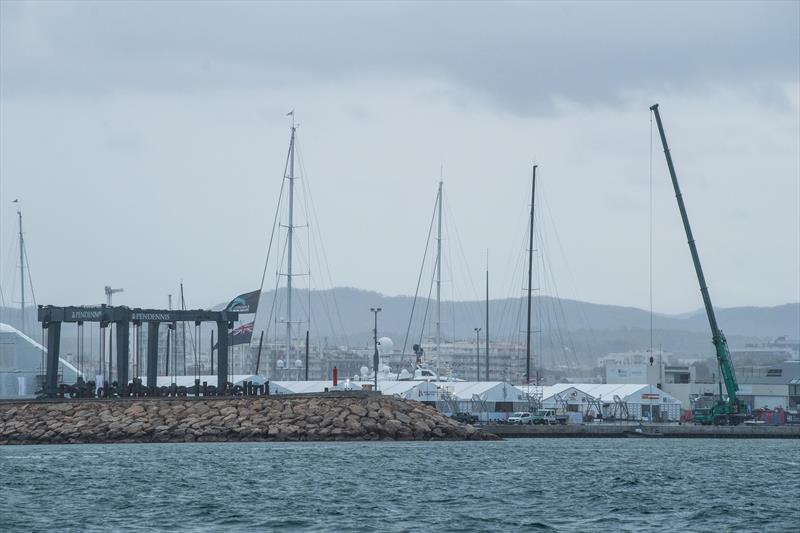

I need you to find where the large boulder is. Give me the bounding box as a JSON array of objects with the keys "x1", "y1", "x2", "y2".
[{"x1": 0, "y1": 394, "x2": 498, "y2": 444}]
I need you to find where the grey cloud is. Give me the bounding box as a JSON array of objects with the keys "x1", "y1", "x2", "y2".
[{"x1": 1, "y1": 1, "x2": 798, "y2": 113}]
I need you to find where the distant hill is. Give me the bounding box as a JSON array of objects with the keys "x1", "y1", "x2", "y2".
[
  {"x1": 221, "y1": 288, "x2": 799, "y2": 360},
  {"x1": 4, "y1": 294, "x2": 796, "y2": 365}
]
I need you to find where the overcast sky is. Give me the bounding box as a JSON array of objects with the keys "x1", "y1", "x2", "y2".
[{"x1": 1, "y1": 0, "x2": 798, "y2": 315}]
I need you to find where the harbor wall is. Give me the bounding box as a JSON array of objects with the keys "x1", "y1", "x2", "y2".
[
  {"x1": 0, "y1": 393, "x2": 497, "y2": 445},
  {"x1": 486, "y1": 423, "x2": 800, "y2": 439}
]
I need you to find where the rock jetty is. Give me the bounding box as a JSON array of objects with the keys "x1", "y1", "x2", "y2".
[{"x1": 0, "y1": 393, "x2": 497, "y2": 445}]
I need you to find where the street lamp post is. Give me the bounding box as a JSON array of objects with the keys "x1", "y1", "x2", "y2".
[
  {"x1": 370, "y1": 307, "x2": 382, "y2": 391},
  {"x1": 474, "y1": 327, "x2": 481, "y2": 381}
]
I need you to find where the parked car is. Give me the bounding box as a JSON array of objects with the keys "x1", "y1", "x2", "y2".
[
  {"x1": 450, "y1": 412, "x2": 479, "y2": 425},
  {"x1": 531, "y1": 409, "x2": 565, "y2": 425},
  {"x1": 508, "y1": 411, "x2": 534, "y2": 425}
]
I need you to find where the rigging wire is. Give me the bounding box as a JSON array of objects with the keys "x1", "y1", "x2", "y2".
[
  {"x1": 295, "y1": 143, "x2": 350, "y2": 343},
  {"x1": 1, "y1": 238, "x2": 17, "y2": 305},
  {"x1": 443, "y1": 211, "x2": 456, "y2": 346},
  {"x1": 295, "y1": 162, "x2": 343, "y2": 348},
  {"x1": 246, "y1": 133, "x2": 290, "y2": 368},
  {"x1": 395, "y1": 192, "x2": 439, "y2": 378},
  {"x1": 539, "y1": 180, "x2": 596, "y2": 359},
  {"x1": 418, "y1": 252, "x2": 438, "y2": 349},
  {"x1": 649, "y1": 111, "x2": 655, "y2": 360},
  {"x1": 535, "y1": 184, "x2": 582, "y2": 369},
  {"x1": 259, "y1": 230, "x2": 289, "y2": 367},
  {"x1": 291, "y1": 148, "x2": 316, "y2": 346},
  {"x1": 442, "y1": 194, "x2": 483, "y2": 331},
  {"x1": 5, "y1": 240, "x2": 18, "y2": 318},
  {"x1": 540, "y1": 237, "x2": 580, "y2": 368},
  {"x1": 258, "y1": 135, "x2": 291, "y2": 293}
]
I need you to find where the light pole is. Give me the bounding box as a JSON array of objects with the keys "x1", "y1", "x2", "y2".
[
  {"x1": 370, "y1": 307, "x2": 382, "y2": 391},
  {"x1": 474, "y1": 327, "x2": 481, "y2": 381}
]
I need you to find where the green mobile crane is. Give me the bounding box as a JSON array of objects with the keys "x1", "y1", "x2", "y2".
[{"x1": 650, "y1": 104, "x2": 749, "y2": 426}]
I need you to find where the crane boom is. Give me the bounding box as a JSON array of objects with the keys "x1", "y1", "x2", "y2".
[{"x1": 650, "y1": 104, "x2": 740, "y2": 409}]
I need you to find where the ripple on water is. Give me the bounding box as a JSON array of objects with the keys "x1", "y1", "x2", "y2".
[{"x1": 1, "y1": 439, "x2": 799, "y2": 532}]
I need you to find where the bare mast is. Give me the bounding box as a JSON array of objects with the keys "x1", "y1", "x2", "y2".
[
  {"x1": 286, "y1": 118, "x2": 297, "y2": 358},
  {"x1": 180, "y1": 282, "x2": 187, "y2": 375},
  {"x1": 485, "y1": 253, "x2": 489, "y2": 381},
  {"x1": 435, "y1": 179, "x2": 443, "y2": 357},
  {"x1": 17, "y1": 208, "x2": 24, "y2": 332},
  {"x1": 526, "y1": 165, "x2": 537, "y2": 384}
]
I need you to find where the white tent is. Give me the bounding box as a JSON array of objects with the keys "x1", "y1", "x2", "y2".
[
  {"x1": 537, "y1": 383, "x2": 682, "y2": 421},
  {"x1": 271, "y1": 379, "x2": 439, "y2": 401},
  {"x1": 271, "y1": 380, "x2": 364, "y2": 395},
  {"x1": 439, "y1": 381, "x2": 526, "y2": 402},
  {"x1": 0, "y1": 322, "x2": 82, "y2": 398},
  {"x1": 378, "y1": 380, "x2": 439, "y2": 402},
  {"x1": 154, "y1": 374, "x2": 266, "y2": 388},
  {"x1": 436, "y1": 381, "x2": 527, "y2": 420}
]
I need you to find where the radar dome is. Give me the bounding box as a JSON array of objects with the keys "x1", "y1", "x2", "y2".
[{"x1": 377, "y1": 337, "x2": 394, "y2": 355}]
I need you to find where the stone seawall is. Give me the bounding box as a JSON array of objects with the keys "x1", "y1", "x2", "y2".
[{"x1": 0, "y1": 393, "x2": 497, "y2": 445}]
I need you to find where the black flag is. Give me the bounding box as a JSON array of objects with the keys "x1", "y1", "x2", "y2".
[
  {"x1": 214, "y1": 321, "x2": 254, "y2": 348},
  {"x1": 226, "y1": 290, "x2": 260, "y2": 314}
]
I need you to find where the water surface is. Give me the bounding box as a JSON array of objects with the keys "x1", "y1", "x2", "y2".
[{"x1": 1, "y1": 439, "x2": 797, "y2": 531}]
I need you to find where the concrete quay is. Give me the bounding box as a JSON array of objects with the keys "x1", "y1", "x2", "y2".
[{"x1": 485, "y1": 422, "x2": 800, "y2": 439}]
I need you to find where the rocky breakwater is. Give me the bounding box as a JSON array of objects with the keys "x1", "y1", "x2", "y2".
[{"x1": 0, "y1": 394, "x2": 498, "y2": 444}]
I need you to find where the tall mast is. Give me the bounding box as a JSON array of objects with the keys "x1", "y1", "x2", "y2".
[
  {"x1": 286, "y1": 118, "x2": 297, "y2": 358},
  {"x1": 180, "y1": 282, "x2": 187, "y2": 375},
  {"x1": 485, "y1": 253, "x2": 489, "y2": 381},
  {"x1": 526, "y1": 165, "x2": 537, "y2": 384},
  {"x1": 17, "y1": 208, "x2": 24, "y2": 332},
  {"x1": 435, "y1": 179, "x2": 443, "y2": 356}
]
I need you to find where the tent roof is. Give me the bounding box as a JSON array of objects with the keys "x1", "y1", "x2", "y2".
[
  {"x1": 272, "y1": 381, "x2": 346, "y2": 393},
  {"x1": 536, "y1": 383, "x2": 680, "y2": 404},
  {"x1": 272, "y1": 380, "x2": 438, "y2": 396},
  {"x1": 378, "y1": 380, "x2": 438, "y2": 396},
  {"x1": 438, "y1": 381, "x2": 524, "y2": 401},
  {"x1": 155, "y1": 375, "x2": 266, "y2": 387},
  {"x1": 0, "y1": 322, "x2": 82, "y2": 377}
]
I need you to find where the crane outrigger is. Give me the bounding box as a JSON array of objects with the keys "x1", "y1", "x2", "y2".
[{"x1": 650, "y1": 103, "x2": 748, "y2": 425}]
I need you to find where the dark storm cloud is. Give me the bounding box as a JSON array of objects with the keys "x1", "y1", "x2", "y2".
[{"x1": 2, "y1": 1, "x2": 798, "y2": 112}]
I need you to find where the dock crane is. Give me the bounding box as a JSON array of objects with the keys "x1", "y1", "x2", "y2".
[{"x1": 650, "y1": 104, "x2": 748, "y2": 425}]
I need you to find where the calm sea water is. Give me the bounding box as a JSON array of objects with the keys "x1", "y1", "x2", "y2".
[{"x1": 1, "y1": 439, "x2": 798, "y2": 532}]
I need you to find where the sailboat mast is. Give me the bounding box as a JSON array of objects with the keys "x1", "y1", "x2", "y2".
[
  {"x1": 485, "y1": 256, "x2": 489, "y2": 381},
  {"x1": 17, "y1": 209, "x2": 25, "y2": 332},
  {"x1": 435, "y1": 180, "x2": 443, "y2": 355},
  {"x1": 180, "y1": 282, "x2": 187, "y2": 375},
  {"x1": 286, "y1": 121, "x2": 297, "y2": 358},
  {"x1": 526, "y1": 165, "x2": 537, "y2": 384}
]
